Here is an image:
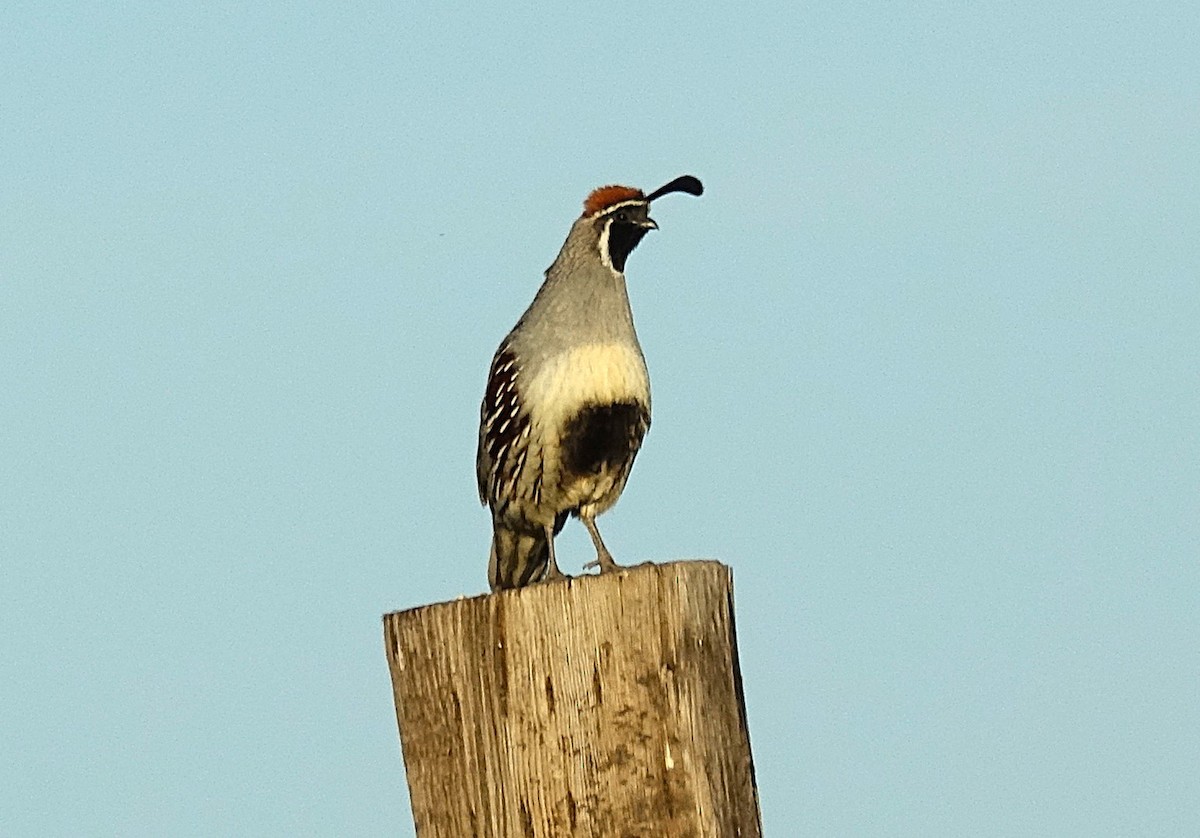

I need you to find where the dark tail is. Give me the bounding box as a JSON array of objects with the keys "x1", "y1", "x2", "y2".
[{"x1": 488, "y1": 526, "x2": 550, "y2": 591}]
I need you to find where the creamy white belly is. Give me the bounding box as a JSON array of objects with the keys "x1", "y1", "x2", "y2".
[
  {"x1": 511, "y1": 342, "x2": 649, "y2": 520},
  {"x1": 523, "y1": 343, "x2": 650, "y2": 430}
]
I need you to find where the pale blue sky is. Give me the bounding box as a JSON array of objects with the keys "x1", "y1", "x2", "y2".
[{"x1": 3, "y1": 2, "x2": 1198, "y2": 835}]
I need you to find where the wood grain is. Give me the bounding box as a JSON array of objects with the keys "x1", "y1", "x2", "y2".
[{"x1": 383, "y1": 560, "x2": 761, "y2": 837}]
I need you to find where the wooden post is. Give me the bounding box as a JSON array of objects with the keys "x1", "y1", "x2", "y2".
[{"x1": 382, "y1": 560, "x2": 761, "y2": 837}]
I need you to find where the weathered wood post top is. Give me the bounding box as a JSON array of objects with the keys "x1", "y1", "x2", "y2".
[{"x1": 383, "y1": 559, "x2": 761, "y2": 837}]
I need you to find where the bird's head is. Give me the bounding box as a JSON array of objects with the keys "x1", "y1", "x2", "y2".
[{"x1": 581, "y1": 175, "x2": 703, "y2": 273}]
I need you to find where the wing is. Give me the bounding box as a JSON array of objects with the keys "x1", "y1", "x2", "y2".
[{"x1": 476, "y1": 346, "x2": 533, "y2": 509}]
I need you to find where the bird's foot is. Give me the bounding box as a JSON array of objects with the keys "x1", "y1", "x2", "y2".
[
  {"x1": 583, "y1": 549, "x2": 623, "y2": 574},
  {"x1": 542, "y1": 563, "x2": 571, "y2": 584}
]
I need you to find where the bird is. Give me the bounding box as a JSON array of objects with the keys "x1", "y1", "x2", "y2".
[{"x1": 476, "y1": 175, "x2": 704, "y2": 591}]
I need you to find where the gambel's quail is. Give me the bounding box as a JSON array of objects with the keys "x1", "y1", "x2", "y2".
[{"x1": 477, "y1": 175, "x2": 703, "y2": 590}]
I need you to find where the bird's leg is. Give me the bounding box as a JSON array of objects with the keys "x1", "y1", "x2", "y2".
[
  {"x1": 581, "y1": 514, "x2": 623, "y2": 573},
  {"x1": 541, "y1": 523, "x2": 568, "y2": 583}
]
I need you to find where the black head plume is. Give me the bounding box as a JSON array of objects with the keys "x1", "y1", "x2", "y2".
[{"x1": 645, "y1": 175, "x2": 704, "y2": 204}]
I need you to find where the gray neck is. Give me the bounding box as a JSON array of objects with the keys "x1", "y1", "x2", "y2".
[{"x1": 510, "y1": 217, "x2": 641, "y2": 357}]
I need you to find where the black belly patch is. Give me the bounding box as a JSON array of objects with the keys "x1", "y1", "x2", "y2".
[{"x1": 561, "y1": 401, "x2": 648, "y2": 477}]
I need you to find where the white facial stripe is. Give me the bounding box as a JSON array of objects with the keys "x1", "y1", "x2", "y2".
[
  {"x1": 595, "y1": 199, "x2": 650, "y2": 272},
  {"x1": 595, "y1": 199, "x2": 648, "y2": 216},
  {"x1": 597, "y1": 218, "x2": 613, "y2": 270}
]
